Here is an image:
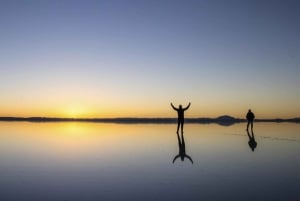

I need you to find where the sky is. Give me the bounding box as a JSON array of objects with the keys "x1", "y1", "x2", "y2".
[{"x1": 0, "y1": 0, "x2": 299, "y2": 118}]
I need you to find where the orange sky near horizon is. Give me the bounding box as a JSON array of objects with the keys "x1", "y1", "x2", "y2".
[{"x1": 0, "y1": 97, "x2": 299, "y2": 119}]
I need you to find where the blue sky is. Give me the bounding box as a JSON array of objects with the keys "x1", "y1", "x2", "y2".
[{"x1": 0, "y1": 0, "x2": 299, "y2": 118}]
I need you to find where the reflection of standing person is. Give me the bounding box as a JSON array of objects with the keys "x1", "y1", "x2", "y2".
[
  {"x1": 247, "y1": 130, "x2": 257, "y2": 152},
  {"x1": 171, "y1": 102, "x2": 191, "y2": 133},
  {"x1": 246, "y1": 109, "x2": 255, "y2": 131},
  {"x1": 173, "y1": 131, "x2": 193, "y2": 164}
]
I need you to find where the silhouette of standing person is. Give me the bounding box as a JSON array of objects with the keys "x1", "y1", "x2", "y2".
[
  {"x1": 173, "y1": 131, "x2": 193, "y2": 164},
  {"x1": 171, "y1": 102, "x2": 191, "y2": 133},
  {"x1": 246, "y1": 109, "x2": 255, "y2": 131},
  {"x1": 247, "y1": 130, "x2": 257, "y2": 152}
]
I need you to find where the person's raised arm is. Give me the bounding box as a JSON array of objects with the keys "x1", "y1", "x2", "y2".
[
  {"x1": 173, "y1": 155, "x2": 180, "y2": 163},
  {"x1": 183, "y1": 102, "x2": 191, "y2": 110},
  {"x1": 185, "y1": 155, "x2": 194, "y2": 164},
  {"x1": 170, "y1": 102, "x2": 178, "y2": 111}
]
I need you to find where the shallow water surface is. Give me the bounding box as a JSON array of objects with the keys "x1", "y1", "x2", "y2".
[{"x1": 0, "y1": 122, "x2": 299, "y2": 201}]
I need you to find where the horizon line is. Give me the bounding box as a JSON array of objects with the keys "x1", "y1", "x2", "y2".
[
  {"x1": 0, "y1": 116, "x2": 299, "y2": 125},
  {"x1": 0, "y1": 114, "x2": 299, "y2": 119}
]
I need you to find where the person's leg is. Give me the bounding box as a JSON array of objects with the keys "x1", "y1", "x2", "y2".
[
  {"x1": 177, "y1": 120, "x2": 180, "y2": 133},
  {"x1": 247, "y1": 121, "x2": 250, "y2": 130},
  {"x1": 251, "y1": 120, "x2": 253, "y2": 130},
  {"x1": 181, "y1": 121, "x2": 184, "y2": 133},
  {"x1": 180, "y1": 119, "x2": 184, "y2": 133}
]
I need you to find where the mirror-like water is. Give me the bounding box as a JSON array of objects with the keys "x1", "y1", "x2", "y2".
[{"x1": 0, "y1": 122, "x2": 299, "y2": 201}]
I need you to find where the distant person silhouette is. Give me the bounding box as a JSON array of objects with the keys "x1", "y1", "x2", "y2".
[
  {"x1": 247, "y1": 130, "x2": 257, "y2": 152},
  {"x1": 173, "y1": 131, "x2": 193, "y2": 164},
  {"x1": 171, "y1": 102, "x2": 191, "y2": 133},
  {"x1": 246, "y1": 109, "x2": 255, "y2": 131}
]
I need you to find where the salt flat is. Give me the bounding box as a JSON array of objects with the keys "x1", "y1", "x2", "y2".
[{"x1": 0, "y1": 122, "x2": 299, "y2": 201}]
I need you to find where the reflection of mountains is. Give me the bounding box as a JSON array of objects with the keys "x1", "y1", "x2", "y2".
[{"x1": 1, "y1": 116, "x2": 300, "y2": 125}]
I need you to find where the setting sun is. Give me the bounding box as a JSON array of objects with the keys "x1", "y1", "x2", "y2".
[{"x1": 64, "y1": 103, "x2": 89, "y2": 118}]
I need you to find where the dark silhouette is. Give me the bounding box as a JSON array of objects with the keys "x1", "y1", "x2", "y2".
[
  {"x1": 247, "y1": 130, "x2": 257, "y2": 152},
  {"x1": 173, "y1": 131, "x2": 193, "y2": 164},
  {"x1": 246, "y1": 109, "x2": 255, "y2": 131},
  {"x1": 171, "y1": 102, "x2": 191, "y2": 133}
]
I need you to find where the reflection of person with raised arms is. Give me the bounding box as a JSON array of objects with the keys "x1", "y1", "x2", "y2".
[
  {"x1": 173, "y1": 131, "x2": 193, "y2": 164},
  {"x1": 171, "y1": 102, "x2": 191, "y2": 133}
]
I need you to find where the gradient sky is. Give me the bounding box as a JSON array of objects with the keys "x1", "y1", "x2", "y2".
[{"x1": 0, "y1": 0, "x2": 299, "y2": 118}]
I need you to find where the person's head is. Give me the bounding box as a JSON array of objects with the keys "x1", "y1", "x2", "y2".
[
  {"x1": 179, "y1": 105, "x2": 182, "y2": 109},
  {"x1": 249, "y1": 109, "x2": 251, "y2": 112}
]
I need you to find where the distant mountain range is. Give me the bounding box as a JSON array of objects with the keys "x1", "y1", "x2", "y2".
[{"x1": 0, "y1": 116, "x2": 299, "y2": 126}]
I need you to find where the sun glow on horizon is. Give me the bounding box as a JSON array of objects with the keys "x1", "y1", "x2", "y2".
[
  {"x1": 0, "y1": 102, "x2": 299, "y2": 119},
  {"x1": 63, "y1": 103, "x2": 89, "y2": 118}
]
